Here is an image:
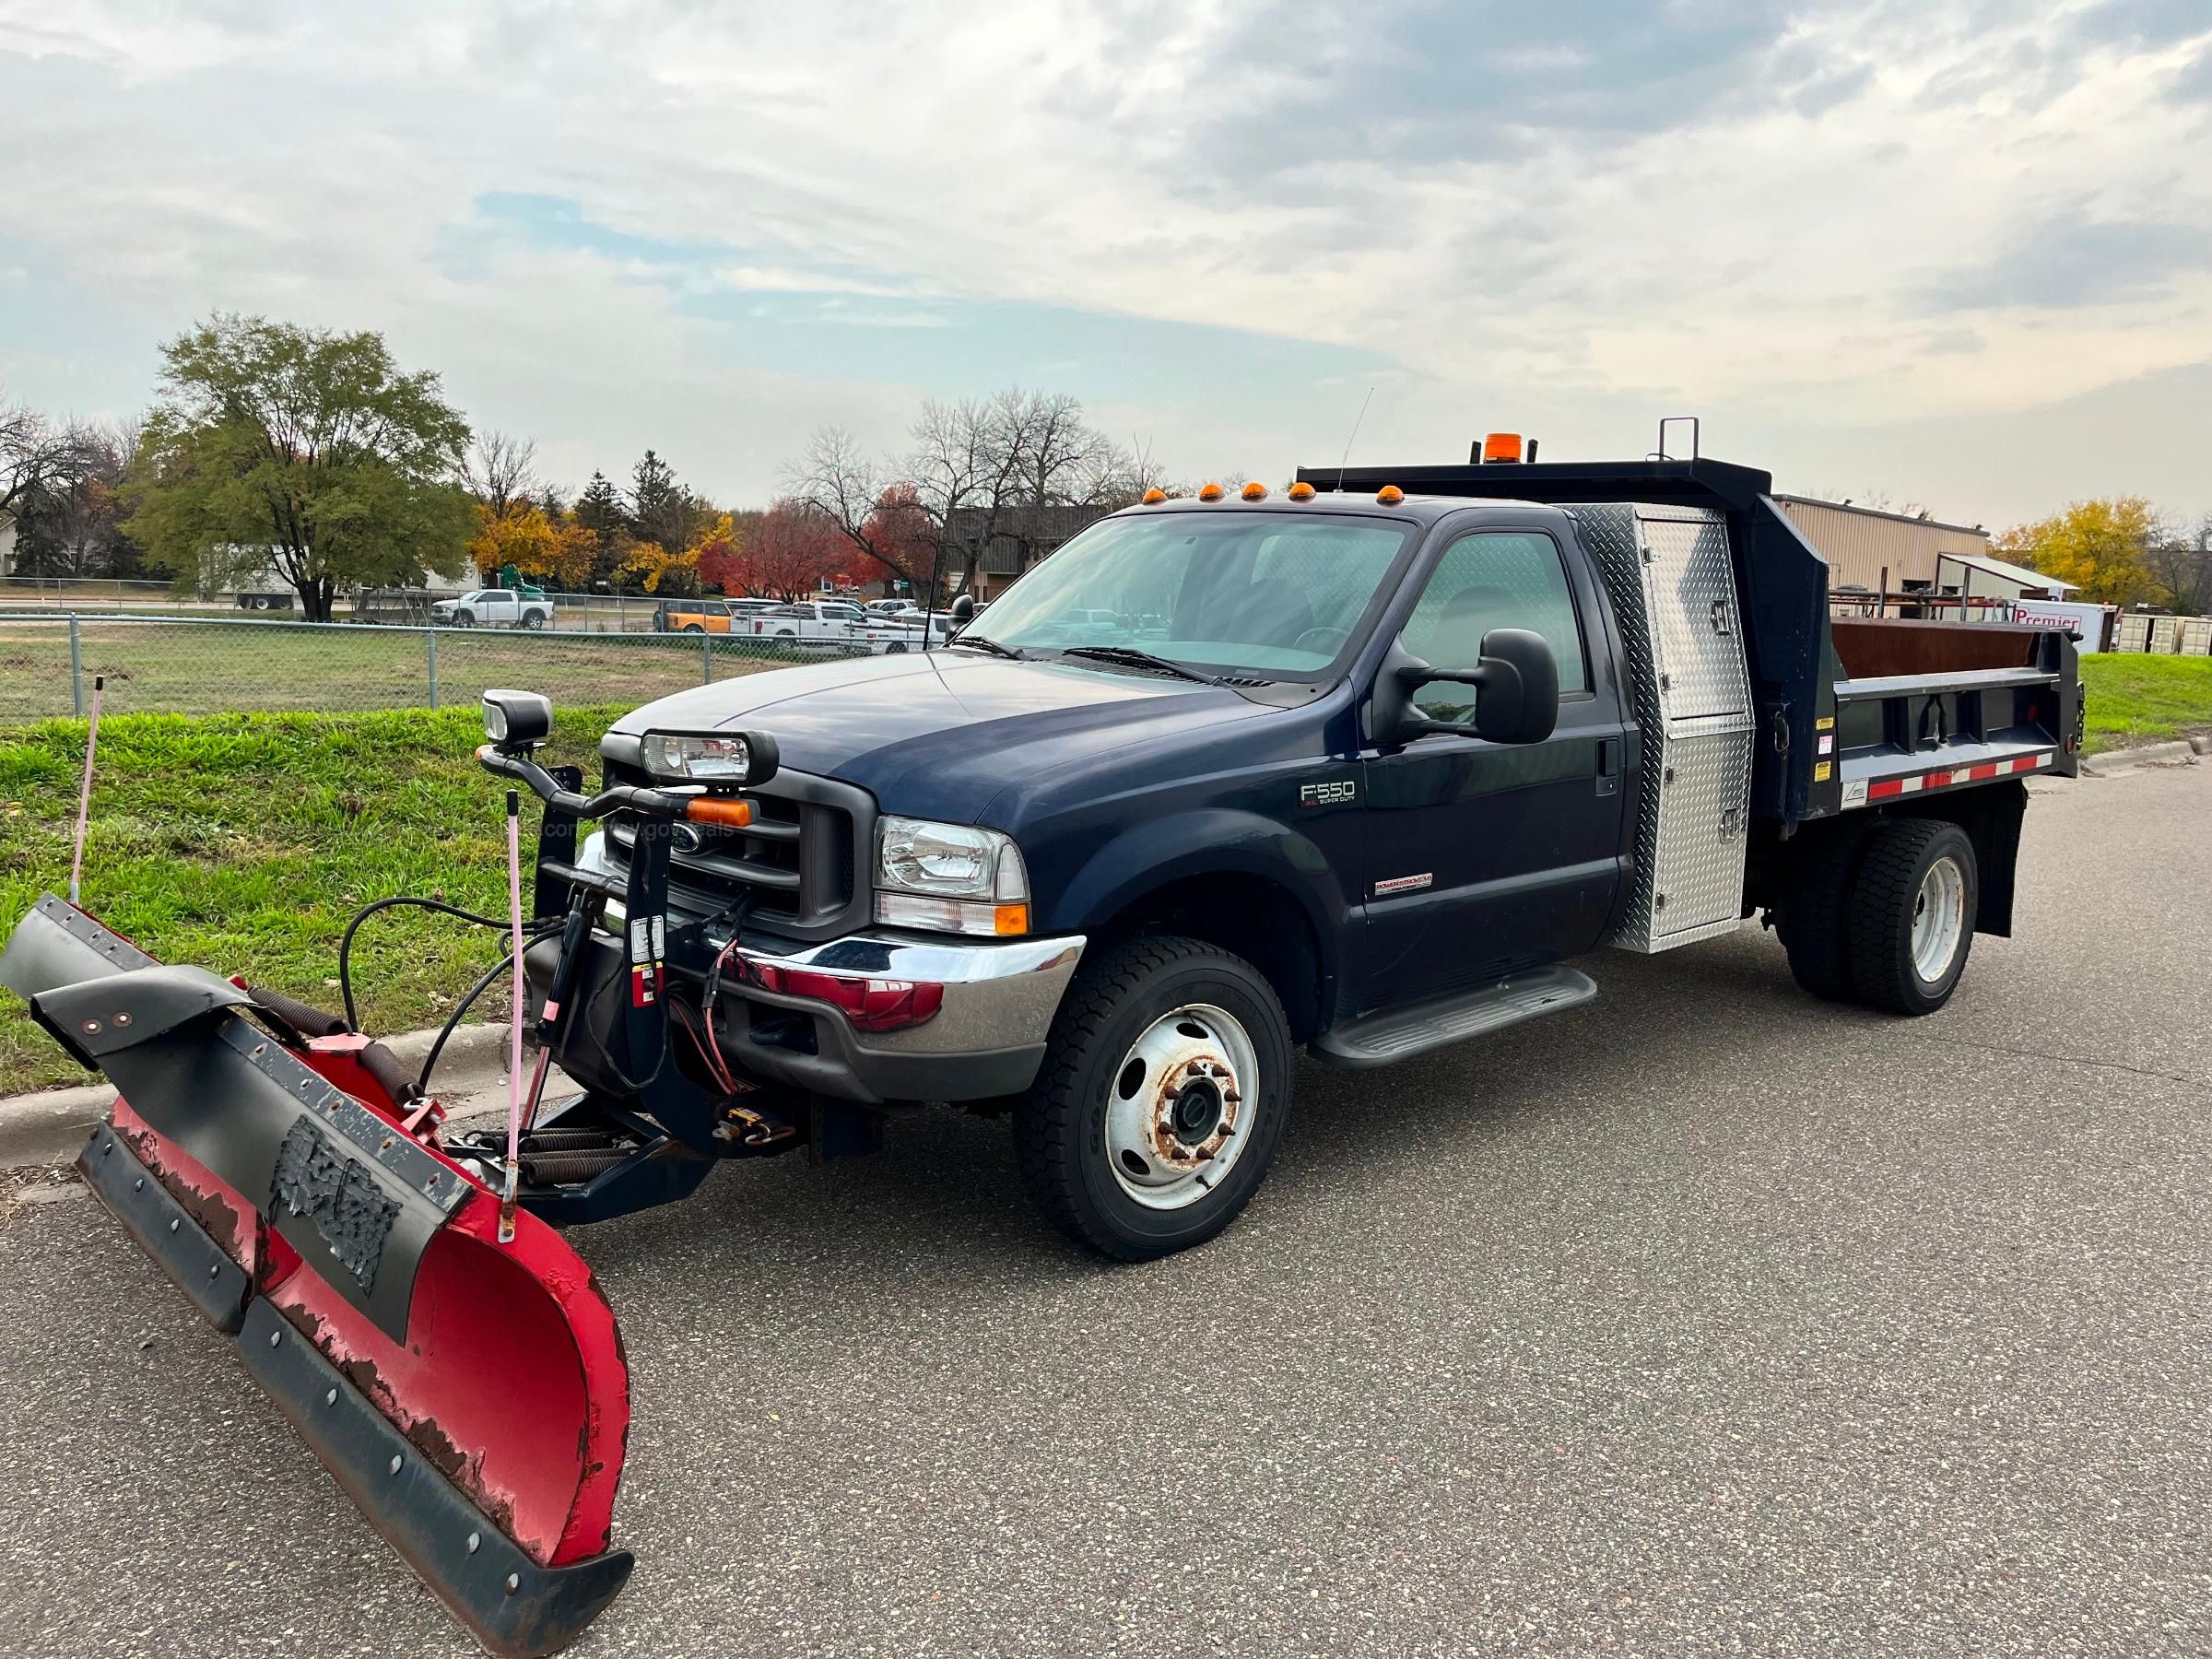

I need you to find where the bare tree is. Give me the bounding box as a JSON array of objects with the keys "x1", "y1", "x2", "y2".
[
  {"x1": 1, "y1": 388, "x2": 99, "y2": 522},
  {"x1": 783, "y1": 425, "x2": 910, "y2": 583},
  {"x1": 7, "y1": 419, "x2": 143, "y2": 579},
  {"x1": 2146, "y1": 513, "x2": 2212, "y2": 615},
  {"x1": 787, "y1": 390, "x2": 1161, "y2": 604},
  {"x1": 461, "y1": 429, "x2": 540, "y2": 516}
]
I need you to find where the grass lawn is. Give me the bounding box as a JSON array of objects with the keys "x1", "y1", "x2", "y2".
[
  {"x1": 0, "y1": 618, "x2": 808, "y2": 722},
  {"x1": 2078, "y1": 653, "x2": 2212, "y2": 754},
  {"x1": 0, "y1": 705, "x2": 634, "y2": 1093}
]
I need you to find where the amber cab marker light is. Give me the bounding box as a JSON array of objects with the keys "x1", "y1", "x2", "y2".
[
  {"x1": 1241, "y1": 481, "x2": 1268, "y2": 500},
  {"x1": 1197, "y1": 482, "x2": 1225, "y2": 502},
  {"x1": 1375, "y1": 484, "x2": 1405, "y2": 505},
  {"x1": 1141, "y1": 487, "x2": 1168, "y2": 504},
  {"x1": 685, "y1": 795, "x2": 753, "y2": 828},
  {"x1": 1482, "y1": 431, "x2": 1524, "y2": 464},
  {"x1": 1288, "y1": 481, "x2": 1316, "y2": 501}
]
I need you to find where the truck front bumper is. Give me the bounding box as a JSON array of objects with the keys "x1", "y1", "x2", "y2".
[
  {"x1": 556, "y1": 831, "x2": 1083, "y2": 1106},
  {"x1": 707, "y1": 929, "x2": 1086, "y2": 1104}
]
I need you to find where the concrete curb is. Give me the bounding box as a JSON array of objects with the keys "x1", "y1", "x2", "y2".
[
  {"x1": 2081, "y1": 740, "x2": 2200, "y2": 777},
  {"x1": 0, "y1": 1020, "x2": 514, "y2": 1169}
]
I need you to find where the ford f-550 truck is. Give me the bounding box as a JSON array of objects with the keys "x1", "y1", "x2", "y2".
[
  {"x1": 4, "y1": 440, "x2": 2083, "y2": 1652},
  {"x1": 439, "y1": 442, "x2": 2083, "y2": 1263}
]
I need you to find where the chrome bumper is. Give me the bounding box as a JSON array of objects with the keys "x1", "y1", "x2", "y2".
[{"x1": 578, "y1": 831, "x2": 1082, "y2": 1101}]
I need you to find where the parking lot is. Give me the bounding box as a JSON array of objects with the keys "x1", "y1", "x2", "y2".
[{"x1": 1, "y1": 761, "x2": 2206, "y2": 1657}]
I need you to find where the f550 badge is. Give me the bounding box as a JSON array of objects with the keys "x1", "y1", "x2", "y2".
[{"x1": 1299, "y1": 780, "x2": 1357, "y2": 807}]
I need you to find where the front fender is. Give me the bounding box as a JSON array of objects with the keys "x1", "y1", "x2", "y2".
[{"x1": 1041, "y1": 806, "x2": 1346, "y2": 997}]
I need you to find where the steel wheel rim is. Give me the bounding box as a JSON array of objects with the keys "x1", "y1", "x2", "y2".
[
  {"x1": 1911, "y1": 854, "x2": 1967, "y2": 982},
  {"x1": 1102, "y1": 1003, "x2": 1258, "y2": 1211}
]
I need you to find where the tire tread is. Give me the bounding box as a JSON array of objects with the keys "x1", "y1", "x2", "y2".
[{"x1": 1012, "y1": 935, "x2": 1286, "y2": 1262}]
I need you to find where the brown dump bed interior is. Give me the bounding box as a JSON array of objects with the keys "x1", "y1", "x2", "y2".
[{"x1": 1830, "y1": 618, "x2": 2046, "y2": 680}]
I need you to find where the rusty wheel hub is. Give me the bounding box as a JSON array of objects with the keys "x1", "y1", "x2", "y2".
[{"x1": 1102, "y1": 1004, "x2": 1258, "y2": 1211}]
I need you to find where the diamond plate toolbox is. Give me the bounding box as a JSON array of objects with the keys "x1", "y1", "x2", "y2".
[{"x1": 1572, "y1": 503, "x2": 1756, "y2": 953}]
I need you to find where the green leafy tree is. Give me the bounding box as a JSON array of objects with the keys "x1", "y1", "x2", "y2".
[{"x1": 126, "y1": 315, "x2": 474, "y2": 619}]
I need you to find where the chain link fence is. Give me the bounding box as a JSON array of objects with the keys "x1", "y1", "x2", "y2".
[{"x1": 0, "y1": 614, "x2": 872, "y2": 723}]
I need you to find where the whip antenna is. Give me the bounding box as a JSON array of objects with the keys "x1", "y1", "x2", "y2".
[
  {"x1": 67, "y1": 676, "x2": 104, "y2": 907},
  {"x1": 1335, "y1": 386, "x2": 1375, "y2": 491}
]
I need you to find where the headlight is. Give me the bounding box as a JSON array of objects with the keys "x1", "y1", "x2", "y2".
[
  {"x1": 641, "y1": 729, "x2": 781, "y2": 785},
  {"x1": 876, "y1": 816, "x2": 1030, "y2": 936}
]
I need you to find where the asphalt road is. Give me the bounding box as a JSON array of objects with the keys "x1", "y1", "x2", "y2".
[{"x1": 3, "y1": 762, "x2": 2206, "y2": 1657}]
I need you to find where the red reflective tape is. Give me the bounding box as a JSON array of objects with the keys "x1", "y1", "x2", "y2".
[
  {"x1": 1867, "y1": 779, "x2": 1905, "y2": 800},
  {"x1": 1967, "y1": 763, "x2": 1999, "y2": 781}
]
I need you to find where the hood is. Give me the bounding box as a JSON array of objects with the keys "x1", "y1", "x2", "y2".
[{"x1": 607, "y1": 650, "x2": 1268, "y2": 822}]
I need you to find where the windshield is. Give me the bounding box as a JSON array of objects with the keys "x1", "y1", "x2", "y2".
[{"x1": 963, "y1": 511, "x2": 1414, "y2": 680}]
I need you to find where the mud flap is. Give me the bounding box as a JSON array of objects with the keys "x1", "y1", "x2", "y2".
[{"x1": 6, "y1": 899, "x2": 635, "y2": 1656}]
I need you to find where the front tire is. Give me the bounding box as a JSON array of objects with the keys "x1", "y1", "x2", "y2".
[
  {"x1": 1014, "y1": 935, "x2": 1291, "y2": 1261},
  {"x1": 1848, "y1": 819, "x2": 1977, "y2": 1015},
  {"x1": 454, "y1": 610, "x2": 474, "y2": 628}
]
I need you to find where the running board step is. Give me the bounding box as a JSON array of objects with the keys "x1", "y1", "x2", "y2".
[{"x1": 1310, "y1": 966, "x2": 1598, "y2": 1069}]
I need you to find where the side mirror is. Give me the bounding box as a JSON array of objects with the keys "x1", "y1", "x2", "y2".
[
  {"x1": 1374, "y1": 628, "x2": 1559, "y2": 748},
  {"x1": 948, "y1": 593, "x2": 976, "y2": 625}
]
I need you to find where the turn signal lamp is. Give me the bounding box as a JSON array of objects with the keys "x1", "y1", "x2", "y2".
[
  {"x1": 1375, "y1": 485, "x2": 1405, "y2": 504},
  {"x1": 1197, "y1": 482, "x2": 1225, "y2": 501},
  {"x1": 1141, "y1": 488, "x2": 1167, "y2": 504},
  {"x1": 1288, "y1": 481, "x2": 1316, "y2": 501},
  {"x1": 1241, "y1": 481, "x2": 1268, "y2": 500},
  {"x1": 1482, "y1": 431, "x2": 1524, "y2": 463},
  {"x1": 684, "y1": 795, "x2": 753, "y2": 829}
]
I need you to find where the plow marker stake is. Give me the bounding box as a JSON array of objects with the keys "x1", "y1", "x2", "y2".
[{"x1": 68, "y1": 675, "x2": 103, "y2": 906}]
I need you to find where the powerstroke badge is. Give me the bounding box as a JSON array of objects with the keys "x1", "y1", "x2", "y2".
[
  {"x1": 1300, "y1": 780, "x2": 1357, "y2": 807},
  {"x1": 1373, "y1": 873, "x2": 1432, "y2": 895}
]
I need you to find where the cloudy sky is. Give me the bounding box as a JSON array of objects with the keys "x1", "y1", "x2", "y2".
[{"x1": 2, "y1": 0, "x2": 2207, "y2": 528}]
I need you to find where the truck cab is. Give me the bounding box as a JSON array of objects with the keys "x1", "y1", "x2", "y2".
[{"x1": 511, "y1": 450, "x2": 2079, "y2": 1261}]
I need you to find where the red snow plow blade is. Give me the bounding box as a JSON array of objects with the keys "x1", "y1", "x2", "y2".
[{"x1": 2, "y1": 896, "x2": 633, "y2": 1657}]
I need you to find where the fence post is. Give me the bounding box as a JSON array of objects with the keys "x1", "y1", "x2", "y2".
[
  {"x1": 427, "y1": 628, "x2": 440, "y2": 709},
  {"x1": 701, "y1": 628, "x2": 712, "y2": 686},
  {"x1": 69, "y1": 617, "x2": 85, "y2": 716}
]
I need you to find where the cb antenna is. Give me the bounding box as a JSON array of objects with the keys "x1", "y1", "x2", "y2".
[{"x1": 1335, "y1": 386, "x2": 1375, "y2": 491}]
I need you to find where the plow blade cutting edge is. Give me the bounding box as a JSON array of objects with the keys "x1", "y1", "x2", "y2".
[{"x1": 1, "y1": 896, "x2": 634, "y2": 1657}]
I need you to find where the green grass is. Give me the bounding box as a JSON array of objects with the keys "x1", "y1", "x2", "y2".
[
  {"x1": 2079, "y1": 654, "x2": 2212, "y2": 754},
  {"x1": 0, "y1": 705, "x2": 634, "y2": 1093},
  {"x1": 0, "y1": 618, "x2": 808, "y2": 722}
]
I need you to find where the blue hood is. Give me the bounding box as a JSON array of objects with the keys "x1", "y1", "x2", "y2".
[{"x1": 607, "y1": 650, "x2": 1270, "y2": 822}]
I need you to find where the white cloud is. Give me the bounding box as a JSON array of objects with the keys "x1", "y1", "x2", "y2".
[{"x1": 0, "y1": 0, "x2": 2206, "y2": 523}]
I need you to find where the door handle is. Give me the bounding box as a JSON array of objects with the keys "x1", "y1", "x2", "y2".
[{"x1": 1595, "y1": 736, "x2": 1620, "y2": 797}]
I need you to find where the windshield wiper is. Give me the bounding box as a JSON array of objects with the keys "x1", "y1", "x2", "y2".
[
  {"x1": 1059, "y1": 645, "x2": 1229, "y2": 687},
  {"x1": 947, "y1": 634, "x2": 1025, "y2": 661}
]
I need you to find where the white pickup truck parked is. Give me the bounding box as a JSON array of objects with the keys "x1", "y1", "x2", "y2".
[
  {"x1": 747, "y1": 599, "x2": 871, "y2": 649},
  {"x1": 430, "y1": 587, "x2": 558, "y2": 629}
]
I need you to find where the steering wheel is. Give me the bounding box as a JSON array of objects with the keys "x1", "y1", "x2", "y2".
[{"x1": 1292, "y1": 626, "x2": 1350, "y2": 655}]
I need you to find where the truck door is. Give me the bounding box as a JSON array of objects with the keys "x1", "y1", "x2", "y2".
[{"x1": 1357, "y1": 526, "x2": 1629, "y2": 1009}]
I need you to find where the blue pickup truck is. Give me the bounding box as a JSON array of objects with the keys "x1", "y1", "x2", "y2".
[{"x1": 438, "y1": 444, "x2": 2086, "y2": 1261}]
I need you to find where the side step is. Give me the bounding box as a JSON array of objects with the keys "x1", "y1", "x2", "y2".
[{"x1": 1310, "y1": 965, "x2": 1598, "y2": 1069}]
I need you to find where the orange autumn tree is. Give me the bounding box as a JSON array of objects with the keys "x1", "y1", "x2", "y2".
[
  {"x1": 468, "y1": 501, "x2": 598, "y2": 589},
  {"x1": 618, "y1": 512, "x2": 741, "y2": 596}
]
